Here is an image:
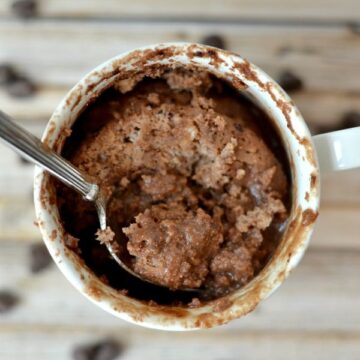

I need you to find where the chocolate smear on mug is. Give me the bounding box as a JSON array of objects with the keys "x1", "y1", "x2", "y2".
[{"x1": 301, "y1": 209, "x2": 318, "y2": 226}]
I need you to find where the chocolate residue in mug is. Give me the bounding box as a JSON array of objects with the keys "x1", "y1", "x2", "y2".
[{"x1": 301, "y1": 209, "x2": 319, "y2": 226}]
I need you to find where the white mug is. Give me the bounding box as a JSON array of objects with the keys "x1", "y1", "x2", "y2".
[{"x1": 33, "y1": 43, "x2": 360, "y2": 331}]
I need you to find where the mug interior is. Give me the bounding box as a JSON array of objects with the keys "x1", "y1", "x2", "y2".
[{"x1": 34, "y1": 43, "x2": 320, "y2": 330}]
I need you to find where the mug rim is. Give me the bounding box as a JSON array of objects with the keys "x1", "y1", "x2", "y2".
[{"x1": 33, "y1": 42, "x2": 320, "y2": 331}]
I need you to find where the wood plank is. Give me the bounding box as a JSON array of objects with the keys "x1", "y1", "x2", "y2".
[
  {"x1": 0, "y1": 86, "x2": 65, "y2": 123},
  {"x1": 0, "y1": 244, "x2": 359, "y2": 332},
  {"x1": 312, "y1": 204, "x2": 360, "y2": 249},
  {"x1": 320, "y1": 169, "x2": 360, "y2": 205},
  {"x1": 0, "y1": 0, "x2": 359, "y2": 21},
  {"x1": 0, "y1": 21, "x2": 359, "y2": 91},
  {"x1": 1, "y1": 129, "x2": 360, "y2": 243},
  {"x1": 2, "y1": 193, "x2": 360, "y2": 248},
  {"x1": 0, "y1": 328, "x2": 359, "y2": 360},
  {"x1": 0, "y1": 123, "x2": 42, "y2": 199},
  {"x1": 1, "y1": 87, "x2": 359, "y2": 126},
  {"x1": 0, "y1": 198, "x2": 39, "y2": 240},
  {"x1": 1, "y1": 192, "x2": 360, "y2": 247},
  {"x1": 292, "y1": 91, "x2": 360, "y2": 128}
]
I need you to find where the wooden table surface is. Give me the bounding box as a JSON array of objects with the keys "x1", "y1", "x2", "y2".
[{"x1": 0, "y1": 1, "x2": 359, "y2": 359}]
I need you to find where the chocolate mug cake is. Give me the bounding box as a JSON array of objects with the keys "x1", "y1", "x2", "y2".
[{"x1": 57, "y1": 66, "x2": 290, "y2": 306}]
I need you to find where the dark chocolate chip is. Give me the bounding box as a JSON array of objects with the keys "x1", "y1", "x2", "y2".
[
  {"x1": 200, "y1": 35, "x2": 227, "y2": 50},
  {"x1": 277, "y1": 46, "x2": 293, "y2": 56},
  {"x1": 29, "y1": 242, "x2": 52, "y2": 273},
  {"x1": 277, "y1": 70, "x2": 304, "y2": 92},
  {"x1": 73, "y1": 345, "x2": 94, "y2": 360},
  {"x1": 11, "y1": 0, "x2": 37, "y2": 19},
  {"x1": 6, "y1": 76, "x2": 36, "y2": 98},
  {"x1": 0, "y1": 64, "x2": 17, "y2": 85},
  {"x1": 73, "y1": 339, "x2": 122, "y2": 360},
  {"x1": 311, "y1": 124, "x2": 333, "y2": 135},
  {"x1": 18, "y1": 155, "x2": 31, "y2": 165},
  {"x1": 347, "y1": 21, "x2": 360, "y2": 35},
  {"x1": 341, "y1": 111, "x2": 360, "y2": 129},
  {"x1": 92, "y1": 340, "x2": 122, "y2": 360},
  {"x1": 313, "y1": 111, "x2": 360, "y2": 135},
  {"x1": 0, "y1": 290, "x2": 19, "y2": 314}
]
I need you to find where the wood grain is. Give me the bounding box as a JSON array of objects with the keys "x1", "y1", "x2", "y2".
[
  {"x1": 0, "y1": 0, "x2": 359, "y2": 21},
  {"x1": 0, "y1": 87, "x2": 66, "y2": 122},
  {"x1": 0, "y1": 183, "x2": 359, "y2": 248},
  {"x1": 0, "y1": 21, "x2": 359, "y2": 91},
  {"x1": 0, "y1": 124, "x2": 359, "y2": 244},
  {"x1": 0, "y1": 244, "x2": 359, "y2": 332},
  {"x1": 0, "y1": 328, "x2": 359, "y2": 360},
  {"x1": 1, "y1": 87, "x2": 359, "y2": 126}
]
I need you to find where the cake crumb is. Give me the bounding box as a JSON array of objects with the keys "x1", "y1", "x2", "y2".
[
  {"x1": 114, "y1": 78, "x2": 138, "y2": 93},
  {"x1": 236, "y1": 168, "x2": 246, "y2": 179},
  {"x1": 148, "y1": 300, "x2": 158, "y2": 306},
  {"x1": 147, "y1": 92, "x2": 160, "y2": 105},
  {"x1": 95, "y1": 227, "x2": 115, "y2": 245},
  {"x1": 120, "y1": 176, "x2": 130, "y2": 188},
  {"x1": 188, "y1": 297, "x2": 202, "y2": 308}
]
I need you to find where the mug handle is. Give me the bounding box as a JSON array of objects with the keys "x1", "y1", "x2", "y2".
[{"x1": 313, "y1": 127, "x2": 360, "y2": 173}]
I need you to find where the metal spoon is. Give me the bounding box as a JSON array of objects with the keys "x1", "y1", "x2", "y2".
[{"x1": 0, "y1": 110, "x2": 159, "y2": 286}]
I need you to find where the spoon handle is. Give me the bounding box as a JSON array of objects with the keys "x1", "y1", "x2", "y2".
[{"x1": 0, "y1": 110, "x2": 98, "y2": 201}]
